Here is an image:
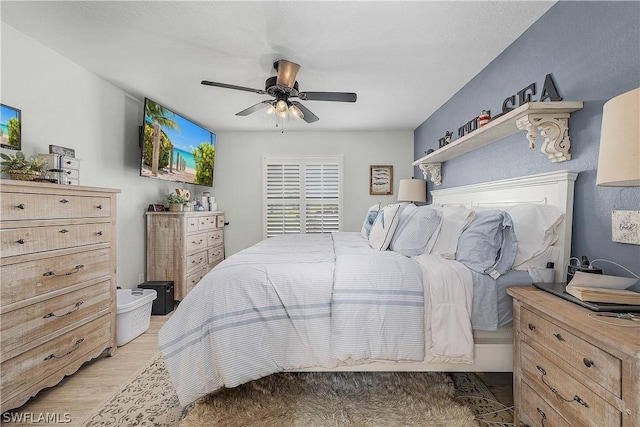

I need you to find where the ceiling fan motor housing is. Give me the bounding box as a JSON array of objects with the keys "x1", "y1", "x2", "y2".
[{"x1": 265, "y1": 76, "x2": 299, "y2": 97}]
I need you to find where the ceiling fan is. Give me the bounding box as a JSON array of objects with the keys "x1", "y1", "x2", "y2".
[{"x1": 201, "y1": 60, "x2": 357, "y2": 123}]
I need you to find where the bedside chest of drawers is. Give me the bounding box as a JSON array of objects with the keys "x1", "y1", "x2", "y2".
[
  {"x1": 146, "y1": 211, "x2": 225, "y2": 301},
  {"x1": 508, "y1": 287, "x2": 639, "y2": 427},
  {"x1": 0, "y1": 180, "x2": 119, "y2": 412}
]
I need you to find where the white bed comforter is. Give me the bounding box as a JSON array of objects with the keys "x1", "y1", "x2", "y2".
[{"x1": 158, "y1": 232, "x2": 473, "y2": 407}]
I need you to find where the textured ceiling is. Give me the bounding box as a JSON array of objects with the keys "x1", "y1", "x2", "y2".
[{"x1": 1, "y1": 1, "x2": 555, "y2": 132}]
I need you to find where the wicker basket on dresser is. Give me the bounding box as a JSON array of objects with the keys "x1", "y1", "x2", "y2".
[
  {"x1": 0, "y1": 180, "x2": 119, "y2": 413},
  {"x1": 508, "y1": 287, "x2": 640, "y2": 427},
  {"x1": 146, "y1": 211, "x2": 225, "y2": 301}
]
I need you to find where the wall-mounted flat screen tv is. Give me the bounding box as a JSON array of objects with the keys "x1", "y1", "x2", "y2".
[
  {"x1": 1, "y1": 104, "x2": 21, "y2": 150},
  {"x1": 140, "y1": 98, "x2": 215, "y2": 187}
]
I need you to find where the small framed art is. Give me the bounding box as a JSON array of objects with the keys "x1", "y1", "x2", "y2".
[
  {"x1": 369, "y1": 165, "x2": 393, "y2": 195},
  {"x1": 1, "y1": 104, "x2": 21, "y2": 150}
]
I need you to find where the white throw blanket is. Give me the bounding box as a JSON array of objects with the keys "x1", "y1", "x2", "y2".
[{"x1": 159, "y1": 233, "x2": 474, "y2": 407}]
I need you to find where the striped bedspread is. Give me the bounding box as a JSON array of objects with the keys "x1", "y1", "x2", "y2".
[{"x1": 158, "y1": 232, "x2": 473, "y2": 407}]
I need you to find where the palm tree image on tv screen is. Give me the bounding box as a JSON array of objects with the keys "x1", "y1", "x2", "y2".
[{"x1": 141, "y1": 99, "x2": 215, "y2": 186}]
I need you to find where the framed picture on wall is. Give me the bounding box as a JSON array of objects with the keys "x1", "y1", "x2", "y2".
[
  {"x1": 369, "y1": 165, "x2": 393, "y2": 195},
  {"x1": 1, "y1": 104, "x2": 21, "y2": 150}
]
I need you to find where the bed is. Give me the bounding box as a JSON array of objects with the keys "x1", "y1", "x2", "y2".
[{"x1": 159, "y1": 170, "x2": 577, "y2": 407}]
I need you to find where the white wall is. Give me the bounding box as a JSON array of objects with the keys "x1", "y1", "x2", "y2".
[
  {"x1": 214, "y1": 131, "x2": 414, "y2": 255},
  {"x1": 2, "y1": 24, "x2": 414, "y2": 286}
]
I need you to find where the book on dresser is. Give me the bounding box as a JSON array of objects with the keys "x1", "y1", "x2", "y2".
[{"x1": 566, "y1": 285, "x2": 640, "y2": 305}]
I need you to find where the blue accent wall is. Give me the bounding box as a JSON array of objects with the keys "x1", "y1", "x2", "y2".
[{"x1": 414, "y1": 2, "x2": 640, "y2": 280}]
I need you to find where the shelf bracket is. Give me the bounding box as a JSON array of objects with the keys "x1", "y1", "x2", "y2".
[
  {"x1": 419, "y1": 163, "x2": 441, "y2": 186},
  {"x1": 516, "y1": 113, "x2": 572, "y2": 163}
]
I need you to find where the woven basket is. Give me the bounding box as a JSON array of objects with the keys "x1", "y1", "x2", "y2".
[{"x1": 7, "y1": 170, "x2": 39, "y2": 181}]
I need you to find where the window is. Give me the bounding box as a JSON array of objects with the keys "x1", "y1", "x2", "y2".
[{"x1": 263, "y1": 156, "x2": 343, "y2": 238}]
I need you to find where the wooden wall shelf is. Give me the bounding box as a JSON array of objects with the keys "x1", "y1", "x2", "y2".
[{"x1": 413, "y1": 101, "x2": 583, "y2": 185}]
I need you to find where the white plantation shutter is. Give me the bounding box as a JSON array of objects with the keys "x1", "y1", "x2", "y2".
[{"x1": 264, "y1": 157, "x2": 342, "y2": 238}]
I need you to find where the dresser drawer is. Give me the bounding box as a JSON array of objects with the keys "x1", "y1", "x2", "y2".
[
  {"x1": 186, "y1": 232, "x2": 208, "y2": 254},
  {"x1": 198, "y1": 215, "x2": 218, "y2": 231},
  {"x1": 1, "y1": 223, "x2": 111, "y2": 257},
  {"x1": 1, "y1": 248, "x2": 111, "y2": 307},
  {"x1": 186, "y1": 268, "x2": 208, "y2": 294},
  {"x1": 60, "y1": 156, "x2": 80, "y2": 170},
  {"x1": 520, "y1": 307, "x2": 621, "y2": 395},
  {"x1": 208, "y1": 245, "x2": 224, "y2": 266},
  {"x1": 0, "y1": 314, "x2": 111, "y2": 404},
  {"x1": 1, "y1": 280, "x2": 111, "y2": 358},
  {"x1": 216, "y1": 214, "x2": 225, "y2": 228},
  {"x1": 186, "y1": 250, "x2": 208, "y2": 273},
  {"x1": 186, "y1": 216, "x2": 199, "y2": 233},
  {"x1": 1, "y1": 193, "x2": 110, "y2": 221},
  {"x1": 521, "y1": 341, "x2": 621, "y2": 427},
  {"x1": 520, "y1": 381, "x2": 572, "y2": 427},
  {"x1": 207, "y1": 229, "x2": 223, "y2": 247}
]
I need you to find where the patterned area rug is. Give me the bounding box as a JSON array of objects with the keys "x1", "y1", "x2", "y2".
[{"x1": 81, "y1": 356, "x2": 512, "y2": 427}]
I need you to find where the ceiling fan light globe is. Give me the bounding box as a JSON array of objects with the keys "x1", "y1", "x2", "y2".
[
  {"x1": 289, "y1": 105, "x2": 304, "y2": 120},
  {"x1": 275, "y1": 100, "x2": 288, "y2": 114}
]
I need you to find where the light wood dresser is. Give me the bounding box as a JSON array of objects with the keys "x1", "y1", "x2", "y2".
[
  {"x1": 146, "y1": 211, "x2": 225, "y2": 301},
  {"x1": 0, "y1": 180, "x2": 119, "y2": 413},
  {"x1": 508, "y1": 287, "x2": 640, "y2": 427}
]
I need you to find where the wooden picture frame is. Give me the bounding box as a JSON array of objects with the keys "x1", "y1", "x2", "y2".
[{"x1": 369, "y1": 165, "x2": 393, "y2": 195}]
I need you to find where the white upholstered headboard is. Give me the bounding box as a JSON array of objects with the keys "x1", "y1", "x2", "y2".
[{"x1": 430, "y1": 170, "x2": 578, "y2": 282}]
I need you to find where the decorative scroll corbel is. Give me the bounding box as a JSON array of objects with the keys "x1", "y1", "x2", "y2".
[
  {"x1": 515, "y1": 113, "x2": 571, "y2": 163},
  {"x1": 419, "y1": 163, "x2": 441, "y2": 186}
]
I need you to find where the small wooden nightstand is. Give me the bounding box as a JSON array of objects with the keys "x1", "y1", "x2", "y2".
[{"x1": 508, "y1": 286, "x2": 640, "y2": 427}]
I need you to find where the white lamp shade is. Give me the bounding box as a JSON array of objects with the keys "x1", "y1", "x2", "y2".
[
  {"x1": 397, "y1": 178, "x2": 426, "y2": 202},
  {"x1": 596, "y1": 88, "x2": 640, "y2": 186}
]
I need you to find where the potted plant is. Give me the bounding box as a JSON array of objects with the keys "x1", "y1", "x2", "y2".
[
  {"x1": 0, "y1": 152, "x2": 48, "y2": 181},
  {"x1": 166, "y1": 192, "x2": 188, "y2": 212}
]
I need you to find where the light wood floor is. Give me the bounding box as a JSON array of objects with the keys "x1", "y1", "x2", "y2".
[{"x1": 4, "y1": 312, "x2": 513, "y2": 426}]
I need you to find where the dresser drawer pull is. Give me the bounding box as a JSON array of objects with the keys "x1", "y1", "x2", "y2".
[
  {"x1": 528, "y1": 323, "x2": 536, "y2": 331},
  {"x1": 44, "y1": 338, "x2": 84, "y2": 361},
  {"x1": 59, "y1": 229, "x2": 69, "y2": 233},
  {"x1": 536, "y1": 408, "x2": 547, "y2": 426},
  {"x1": 192, "y1": 239, "x2": 204, "y2": 245},
  {"x1": 97, "y1": 231, "x2": 103, "y2": 235},
  {"x1": 43, "y1": 264, "x2": 85, "y2": 277},
  {"x1": 16, "y1": 238, "x2": 25, "y2": 244},
  {"x1": 192, "y1": 258, "x2": 204, "y2": 264},
  {"x1": 17, "y1": 203, "x2": 26, "y2": 209},
  {"x1": 59, "y1": 199, "x2": 70, "y2": 204},
  {"x1": 537, "y1": 365, "x2": 589, "y2": 408},
  {"x1": 583, "y1": 358, "x2": 594, "y2": 368},
  {"x1": 553, "y1": 333, "x2": 565, "y2": 342},
  {"x1": 96, "y1": 204, "x2": 103, "y2": 209},
  {"x1": 43, "y1": 301, "x2": 84, "y2": 319}
]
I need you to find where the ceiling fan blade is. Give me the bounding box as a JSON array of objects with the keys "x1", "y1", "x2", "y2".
[
  {"x1": 298, "y1": 91, "x2": 357, "y2": 102},
  {"x1": 236, "y1": 100, "x2": 272, "y2": 116},
  {"x1": 290, "y1": 101, "x2": 319, "y2": 123},
  {"x1": 201, "y1": 80, "x2": 266, "y2": 95},
  {"x1": 275, "y1": 60, "x2": 301, "y2": 88}
]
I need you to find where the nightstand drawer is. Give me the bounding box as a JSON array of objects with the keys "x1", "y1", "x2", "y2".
[
  {"x1": 521, "y1": 341, "x2": 620, "y2": 427},
  {"x1": 521, "y1": 381, "x2": 572, "y2": 427},
  {"x1": 520, "y1": 307, "x2": 620, "y2": 395}
]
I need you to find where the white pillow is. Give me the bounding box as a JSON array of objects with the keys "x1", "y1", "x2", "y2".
[
  {"x1": 389, "y1": 205, "x2": 441, "y2": 256},
  {"x1": 501, "y1": 204, "x2": 564, "y2": 267},
  {"x1": 360, "y1": 203, "x2": 381, "y2": 238},
  {"x1": 369, "y1": 204, "x2": 404, "y2": 251},
  {"x1": 427, "y1": 205, "x2": 475, "y2": 259}
]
